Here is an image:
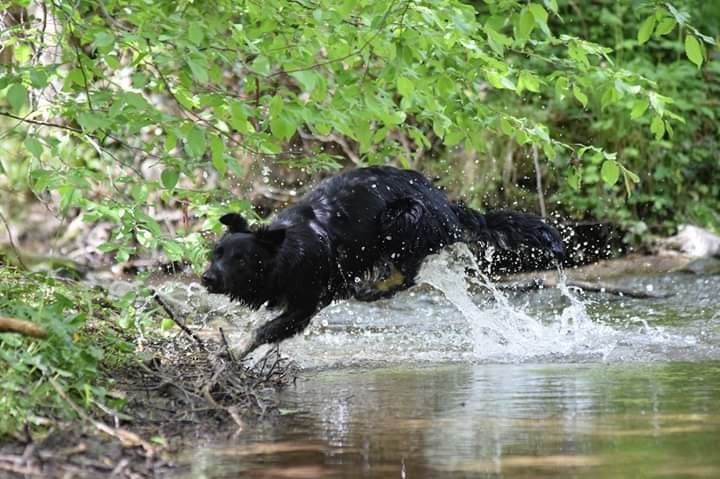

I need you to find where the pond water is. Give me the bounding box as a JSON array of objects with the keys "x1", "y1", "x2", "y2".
[{"x1": 181, "y1": 246, "x2": 720, "y2": 478}]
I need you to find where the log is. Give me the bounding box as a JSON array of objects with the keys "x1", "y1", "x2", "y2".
[
  {"x1": 0, "y1": 316, "x2": 48, "y2": 338},
  {"x1": 498, "y1": 278, "x2": 672, "y2": 299}
]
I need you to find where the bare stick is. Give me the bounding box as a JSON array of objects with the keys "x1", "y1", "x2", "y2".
[
  {"x1": 0, "y1": 316, "x2": 48, "y2": 339},
  {"x1": 48, "y1": 377, "x2": 156, "y2": 456},
  {"x1": 0, "y1": 209, "x2": 27, "y2": 270},
  {"x1": 219, "y1": 327, "x2": 236, "y2": 363},
  {"x1": 151, "y1": 289, "x2": 207, "y2": 351},
  {"x1": 531, "y1": 144, "x2": 547, "y2": 218}
]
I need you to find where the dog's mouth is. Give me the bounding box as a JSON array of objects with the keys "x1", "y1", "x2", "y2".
[
  {"x1": 201, "y1": 274, "x2": 225, "y2": 294},
  {"x1": 204, "y1": 283, "x2": 224, "y2": 294}
]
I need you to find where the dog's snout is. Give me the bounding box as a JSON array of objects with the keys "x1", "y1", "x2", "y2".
[{"x1": 201, "y1": 270, "x2": 217, "y2": 287}]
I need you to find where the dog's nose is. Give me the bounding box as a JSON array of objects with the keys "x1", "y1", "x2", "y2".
[{"x1": 201, "y1": 271, "x2": 216, "y2": 287}]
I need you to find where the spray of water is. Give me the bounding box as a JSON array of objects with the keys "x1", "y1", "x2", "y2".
[{"x1": 417, "y1": 244, "x2": 620, "y2": 362}]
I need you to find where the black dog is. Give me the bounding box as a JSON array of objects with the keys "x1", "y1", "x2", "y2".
[{"x1": 202, "y1": 166, "x2": 564, "y2": 357}]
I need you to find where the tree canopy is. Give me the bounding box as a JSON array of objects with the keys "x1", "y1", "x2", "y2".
[{"x1": 0, "y1": 0, "x2": 717, "y2": 261}]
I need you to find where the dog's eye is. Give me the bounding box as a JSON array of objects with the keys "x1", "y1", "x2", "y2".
[{"x1": 231, "y1": 252, "x2": 246, "y2": 264}]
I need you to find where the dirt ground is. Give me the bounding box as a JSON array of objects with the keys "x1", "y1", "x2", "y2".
[{"x1": 0, "y1": 335, "x2": 297, "y2": 478}]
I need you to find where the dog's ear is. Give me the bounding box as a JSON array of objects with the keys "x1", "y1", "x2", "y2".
[
  {"x1": 255, "y1": 227, "x2": 286, "y2": 250},
  {"x1": 219, "y1": 213, "x2": 249, "y2": 233}
]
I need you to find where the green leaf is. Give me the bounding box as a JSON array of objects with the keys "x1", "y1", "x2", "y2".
[
  {"x1": 684, "y1": 35, "x2": 703, "y2": 68},
  {"x1": 600, "y1": 85, "x2": 618, "y2": 111},
  {"x1": 572, "y1": 84, "x2": 588, "y2": 108},
  {"x1": 655, "y1": 18, "x2": 676, "y2": 36},
  {"x1": 517, "y1": 71, "x2": 540, "y2": 93},
  {"x1": 499, "y1": 117, "x2": 514, "y2": 136},
  {"x1": 650, "y1": 115, "x2": 665, "y2": 140},
  {"x1": 29, "y1": 69, "x2": 48, "y2": 88},
  {"x1": 160, "y1": 318, "x2": 175, "y2": 331},
  {"x1": 188, "y1": 23, "x2": 204, "y2": 45},
  {"x1": 229, "y1": 101, "x2": 252, "y2": 134},
  {"x1": 528, "y1": 3, "x2": 550, "y2": 35},
  {"x1": 270, "y1": 115, "x2": 296, "y2": 141},
  {"x1": 209, "y1": 135, "x2": 227, "y2": 176},
  {"x1": 7, "y1": 84, "x2": 27, "y2": 111},
  {"x1": 186, "y1": 57, "x2": 208, "y2": 83},
  {"x1": 637, "y1": 16, "x2": 655, "y2": 45},
  {"x1": 600, "y1": 160, "x2": 620, "y2": 186},
  {"x1": 93, "y1": 31, "x2": 115, "y2": 49},
  {"x1": 164, "y1": 131, "x2": 177, "y2": 152},
  {"x1": 543, "y1": 0, "x2": 558, "y2": 14},
  {"x1": 622, "y1": 167, "x2": 641, "y2": 196},
  {"x1": 251, "y1": 56, "x2": 271, "y2": 76},
  {"x1": 630, "y1": 99, "x2": 649, "y2": 119},
  {"x1": 77, "y1": 112, "x2": 110, "y2": 132},
  {"x1": 528, "y1": 3, "x2": 548, "y2": 24},
  {"x1": 567, "y1": 172, "x2": 580, "y2": 191},
  {"x1": 24, "y1": 137, "x2": 43, "y2": 158},
  {"x1": 291, "y1": 71, "x2": 319, "y2": 93},
  {"x1": 14, "y1": 44, "x2": 32, "y2": 63},
  {"x1": 516, "y1": 8, "x2": 536, "y2": 45},
  {"x1": 396, "y1": 77, "x2": 414, "y2": 97},
  {"x1": 435, "y1": 75, "x2": 455, "y2": 98},
  {"x1": 554, "y1": 76, "x2": 569, "y2": 100},
  {"x1": 485, "y1": 26, "x2": 512, "y2": 55},
  {"x1": 184, "y1": 126, "x2": 206, "y2": 158},
  {"x1": 161, "y1": 168, "x2": 179, "y2": 190}
]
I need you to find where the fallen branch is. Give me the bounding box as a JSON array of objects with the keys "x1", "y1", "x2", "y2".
[
  {"x1": 48, "y1": 377, "x2": 157, "y2": 456},
  {"x1": 0, "y1": 316, "x2": 48, "y2": 338},
  {"x1": 498, "y1": 278, "x2": 672, "y2": 299}
]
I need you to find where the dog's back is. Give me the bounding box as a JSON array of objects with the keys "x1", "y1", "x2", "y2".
[{"x1": 270, "y1": 166, "x2": 466, "y2": 297}]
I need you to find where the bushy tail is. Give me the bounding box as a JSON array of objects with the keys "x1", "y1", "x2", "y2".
[{"x1": 452, "y1": 204, "x2": 565, "y2": 259}]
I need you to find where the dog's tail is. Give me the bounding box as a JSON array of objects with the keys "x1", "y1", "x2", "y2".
[{"x1": 452, "y1": 204, "x2": 565, "y2": 260}]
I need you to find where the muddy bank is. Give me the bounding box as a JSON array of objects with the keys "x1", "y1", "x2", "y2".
[{"x1": 0, "y1": 335, "x2": 296, "y2": 478}]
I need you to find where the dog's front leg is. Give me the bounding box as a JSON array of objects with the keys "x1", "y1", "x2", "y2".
[{"x1": 233, "y1": 306, "x2": 317, "y2": 359}]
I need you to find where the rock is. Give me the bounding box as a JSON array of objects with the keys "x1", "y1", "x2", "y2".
[
  {"x1": 661, "y1": 225, "x2": 720, "y2": 258},
  {"x1": 678, "y1": 256, "x2": 720, "y2": 275}
]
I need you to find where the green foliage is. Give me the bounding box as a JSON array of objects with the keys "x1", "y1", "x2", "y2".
[
  {"x1": 0, "y1": 266, "x2": 134, "y2": 435},
  {"x1": 0, "y1": 0, "x2": 714, "y2": 264},
  {"x1": 542, "y1": 1, "x2": 720, "y2": 240}
]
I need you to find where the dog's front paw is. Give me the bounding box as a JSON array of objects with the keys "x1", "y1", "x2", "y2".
[{"x1": 230, "y1": 334, "x2": 261, "y2": 360}]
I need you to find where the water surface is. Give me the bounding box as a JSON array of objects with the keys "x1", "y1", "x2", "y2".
[
  {"x1": 188, "y1": 362, "x2": 720, "y2": 478},
  {"x1": 181, "y1": 247, "x2": 720, "y2": 477}
]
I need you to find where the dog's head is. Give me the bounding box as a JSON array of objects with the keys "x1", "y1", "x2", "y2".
[{"x1": 201, "y1": 213, "x2": 285, "y2": 307}]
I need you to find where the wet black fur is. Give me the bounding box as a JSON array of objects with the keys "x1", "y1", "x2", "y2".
[{"x1": 202, "y1": 166, "x2": 565, "y2": 356}]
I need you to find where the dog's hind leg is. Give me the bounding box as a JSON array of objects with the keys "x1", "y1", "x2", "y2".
[
  {"x1": 353, "y1": 263, "x2": 410, "y2": 302},
  {"x1": 351, "y1": 198, "x2": 429, "y2": 302}
]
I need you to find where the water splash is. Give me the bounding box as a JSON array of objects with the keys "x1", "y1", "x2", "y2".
[{"x1": 417, "y1": 244, "x2": 620, "y2": 362}]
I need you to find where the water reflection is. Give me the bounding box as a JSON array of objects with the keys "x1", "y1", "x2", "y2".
[{"x1": 187, "y1": 362, "x2": 720, "y2": 478}]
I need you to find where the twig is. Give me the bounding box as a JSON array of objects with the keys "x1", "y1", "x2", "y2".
[
  {"x1": 0, "y1": 110, "x2": 82, "y2": 134},
  {"x1": 151, "y1": 289, "x2": 207, "y2": 351},
  {"x1": 219, "y1": 327, "x2": 236, "y2": 363},
  {"x1": 47, "y1": 377, "x2": 156, "y2": 456},
  {"x1": 531, "y1": 144, "x2": 546, "y2": 218},
  {"x1": 0, "y1": 209, "x2": 27, "y2": 270},
  {"x1": 0, "y1": 316, "x2": 48, "y2": 338}
]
